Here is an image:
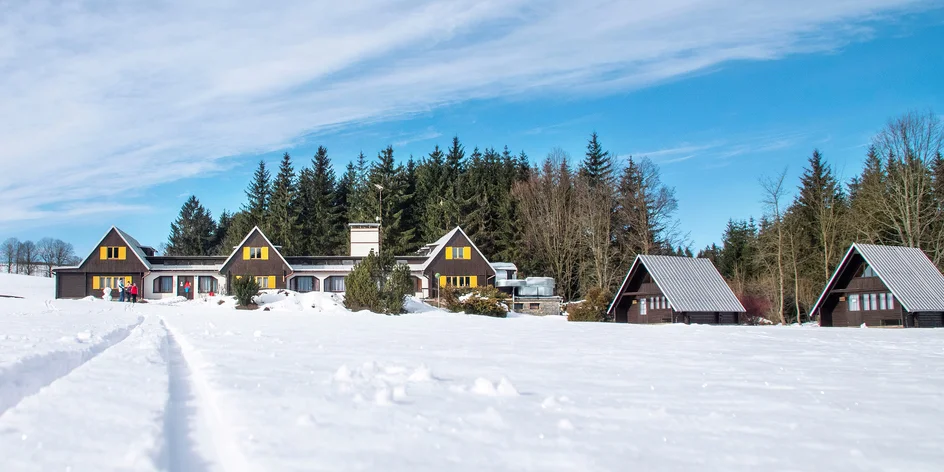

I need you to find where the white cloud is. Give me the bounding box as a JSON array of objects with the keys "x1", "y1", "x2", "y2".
[{"x1": 0, "y1": 0, "x2": 929, "y2": 224}]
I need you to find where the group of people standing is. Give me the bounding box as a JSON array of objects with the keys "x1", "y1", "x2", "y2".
[{"x1": 116, "y1": 278, "x2": 138, "y2": 303}]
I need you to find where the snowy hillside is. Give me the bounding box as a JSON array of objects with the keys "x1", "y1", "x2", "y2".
[
  {"x1": 1, "y1": 288, "x2": 943, "y2": 470},
  {"x1": 0, "y1": 273, "x2": 54, "y2": 299}
]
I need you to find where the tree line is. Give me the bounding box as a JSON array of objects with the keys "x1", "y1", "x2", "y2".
[
  {"x1": 168, "y1": 109, "x2": 942, "y2": 323},
  {"x1": 699, "y1": 110, "x2": 944, "y2": 323},
  {"x1": 0, "y1": 237, "x2": 80, "y2": 277}
]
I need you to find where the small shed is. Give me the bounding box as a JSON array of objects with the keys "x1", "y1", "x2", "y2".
[
  {"x1": 811, "y1": 243, "x2": 944, "y2": 327},
  {"x1": 607, "y1": 255, "x2": 745, "y2": 324}
]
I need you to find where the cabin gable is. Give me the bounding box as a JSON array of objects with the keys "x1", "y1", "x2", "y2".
[
  {"x1": 220, "y1": 228, "x2": 291, "y2": 289},
  {"x1": 425, "y1": 230, "x2": 495, "y2": 289},
  {"x1": 77, "y1": 228, "x2": 148, "y2": 273},
  {"x1": 610, "y1": 262, "x2": 671, "y2": 323},
  {"x1": 817, "y1": 250, "x2": 903, "y2": 327}
]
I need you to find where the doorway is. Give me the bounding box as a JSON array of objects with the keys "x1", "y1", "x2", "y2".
[{"x1": 177, "y1": 276, "x2": 194, "y2": 300}]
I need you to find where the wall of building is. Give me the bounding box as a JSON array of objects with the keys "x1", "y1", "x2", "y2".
[
  {"x1": 511, "y1": 297, "x2": 562, "y2": 316},
  {"x1": 142, "y1": 273, "x2": 225, "y2": 300}
]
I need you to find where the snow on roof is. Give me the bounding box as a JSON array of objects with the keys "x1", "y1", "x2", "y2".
[
  {"x1": 608, "y1": 255, "x2": 746, "y2": 314},
  {"x1": 73, "y1": 226, "x2": 151, "y2": 270},
  {"x1": 811, "y1": 243, "x2": 944, "y2": 314},
  {"x1": 219, "y1": 226, "x2": 291, "y2": 272},
  {"x1": 419, "y1": 226, "x2": 492, "y2": 272},
  {"x1": 491, "y1": 262, "x2": 518, "y2": 271}
]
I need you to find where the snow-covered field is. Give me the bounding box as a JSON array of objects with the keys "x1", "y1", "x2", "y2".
[{"x1": 1, "y1": 274, "x2": 942, "y2": 471}]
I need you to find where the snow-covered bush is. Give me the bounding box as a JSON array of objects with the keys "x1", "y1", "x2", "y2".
[
  {"x1": 443, "y1": 285, "x2": 509, "y2": 318},
  {"x1": 344, "y1": 251, "x2": 412, "y2": 314},
  {"x1": 566, "y1": 287, "x2": 610, "y2": 322},
  {"x1": 232, "y1": 275, "x2": 260, "y2": 308}
]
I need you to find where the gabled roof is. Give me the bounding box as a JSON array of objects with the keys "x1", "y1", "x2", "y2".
[
  {"x1": 219, "y1": 226, "x2": 292, "y2": 272},
  {"x1": 811, "y1": 243, "x2": 944, "y2": 314},
  {"x1": 74, "y1": 226, "x2": 151, "y2": 270},
  {"x1": 608, "y1": 255, "x2": 746, "y2": 314},
  {"x1": 419, "y1": 226, "x2": 492, "y2": 272}
]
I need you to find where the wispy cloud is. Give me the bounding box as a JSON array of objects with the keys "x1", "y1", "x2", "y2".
[
  {"x1": 627, "y1": 131, "x2": 809, "y2": 166},
  {"x1": 0, "y1": 0, "x2": 930, "y2": 225},
  {"x1": 391, "y1": 128, "x2": 443, "y2": 148}
]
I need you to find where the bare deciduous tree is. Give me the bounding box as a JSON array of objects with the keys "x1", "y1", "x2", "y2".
[
  {"x1": 513, "y1": 149, "x2": 582, "y2": 300},
  {"x1": 17, "y1": 240, "x2": 37, "y2": 276},
  {"x1": 37, "y1": 237, "x2": 57, "y2": 277},
  {"x1": 616, "y1": 157, "x2": 680, "y2": 258},
  {"x1": 574, "y1": 175, "x2": 620, "y2": 292},
  {"x1": 760, "y1": 169, "x2": 788, "y2": 325},
  {"x1": 1, "y1": 237, "x2": 19, "y2": 273}
]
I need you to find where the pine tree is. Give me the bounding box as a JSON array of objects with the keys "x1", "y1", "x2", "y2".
[
  {"x1": 212, "y1": 210, "x2": 233, "y2": 255},
  {"x1": 416, "y1": 145, "x2": 448, "y2": 243},
  {"x1": 793, "y1": 149, "x2": 845, "y2": 285},
  {"x1": 397, "y1": 156, "x2": 421, "y2": 253},
  {"x1": 367, "y1": 146, "x2": 415, "y2": 255},
  {"x1": 297, "y1": 146, "x2": 344, "y2": 255},
  {"x1": 268, "y1": 152, "x2": 298, "y2": 253},
  {"x1": 579, "y1": 132, "x2": 613, "y2": 186},
  {"x1": 166, "y1": 195, "x2": 217, "y2": 256},
  {"x1": 243, "y1": 160, "x2": 271, "y2": 230},
  {"x1": 346, "y1": 152, "x2": 372, "y2": 223}
]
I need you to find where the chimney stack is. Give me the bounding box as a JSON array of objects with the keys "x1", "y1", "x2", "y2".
[{"x1": 349, "y1": 223, "x2": 381, "y2": 256}]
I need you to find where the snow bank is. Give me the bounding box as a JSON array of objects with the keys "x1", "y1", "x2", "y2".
[{"x1": 0, "y1": 273, "x2": 53, "y2": 299}]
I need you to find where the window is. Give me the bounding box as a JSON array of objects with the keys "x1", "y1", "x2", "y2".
[
  {"x1": 887, "y1": 293, "x2": 894, "y2": 309},
  {"x1": 325, "y1": 276, "x2": 346, "y2": 292},
  {"x1": 294, "y1": 276, "x2": 315, "y2": 293},
  {"x1": 93, "y1": 275, "x2": 132, "y2": 290},
  {"x1": 640, "y1": 297, "x2": 647, "y2": 315},
  {"x1": 513, "y1": 303, "x2": 524, "y2": 310},
  {"x1": 243, "y1": 247, "x2": 268, "y2": 260},
  {"x1": 412, "y1": 276, "x2": 423, "y2": 293},
  {"x1": 198, "y1": 276, "x2": 218, "y2": 293},
  {"x1": 862, "y1": 265, "x2": 876, "y2": 277},
  {"x1": 847, "y1": 294, "x2": 859, "y2": 311},
  {"x1": 255, "y1": 276, "x2": 270, "y2": 288},
  {"x1": 446, "y1": 246, "x2": 470, "y2": 260},
  {"x1": 529, "y1": 303, "x2": 540, "y2": 310},
  {"x1": 100, "y1": 246, "x2": 125, "y2": 260},
  {"x1": 878, "y1": 293, "x2": 887, "y2": 310},
  {"x1": 862, "y1": 293, "x2": 871, "y2": 311},
  {"x1": 154, "y1": 276, "x2": 173, "y2": 293},
  {"x1": 870, "y1": 293, "x2": 877, "y2": 311},
  {"x1": 660, "y1": 297, "x2": 667, "y2": 309},
  {"x1": 442, "y1": 276, "x2": 475, "y2": 287}
]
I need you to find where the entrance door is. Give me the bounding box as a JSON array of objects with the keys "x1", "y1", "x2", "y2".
[{"x1": 177, "y1": 276, "x2": 194, "y2": 300}]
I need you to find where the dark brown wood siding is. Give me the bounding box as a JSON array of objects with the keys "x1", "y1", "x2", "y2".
[
  {"x1": 57, "y1": 272, "x2": 86, "y2": 298},
  {"x1": 424, "y1": 231, "x2": 495, "y2": 287},
  {"x1": 85, "y1": 274, "x2": 144, "y2": 299},
  {"x1": 612, "y1": 266, "x2": 671, "y2": 324},
  {"x1": 221, "y1": 230, "x2": 290, "y2": 289},
  {"x1": 818, "y1": 253, "x2": 904, "y2": 327},
  {"x1": 77, "y1": 229, "x2": 148, "y2": 274}
]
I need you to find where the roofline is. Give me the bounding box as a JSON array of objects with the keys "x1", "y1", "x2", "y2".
[
  {"x1": 607, "y1": 255, "x2": 641, "y2": 315},
  {"x1": 219, "y1": 226, "x2": 293, "y2": 273},
  {"x1": 74, "y1": 226, "x2": 151, "y2": 271},
  {"x1": 811, "y1": 243, "x2": 925, "y2": 315},
  {"x1": 419, "y1": 226, "x2": 493, "y2": 273}
]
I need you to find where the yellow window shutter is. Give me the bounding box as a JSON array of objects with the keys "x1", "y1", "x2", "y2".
[
  {"x1": 235, "y1": 275, "x2": 242, "y2": 280},
  {"x1": 463, "y1": 247, "x2": 471, "y2": 260},
  {"x1": 92, "y1": 276, "x2": 100, "y2": 289},
  {"x1": 268, "y1": 276, "x2": 276, "y2": 288},
  {"x1": 439, "y1": 276, "x2": 447, "y2": 287},
  {"x1": 118, "y1": 247, "x2": 127, "y2": 260},
  {"x1": 125, "y1": 276, "x2": 132, "y2": 285},
  {"x1": 100, "y1": 247, "x2": 107, "y2": 260},
  {"x1": 243, "y1": 247, "x2": 250, "y2": 260},
  {"x1": 445, "y1": 247, "x2": 453, "y2": 260},
  {"x1": 262, "y1": 247, "x2": 269, "y2": 260},
  {"x1": 470, "y1": 276, "x2": 477, "y2": 287}
]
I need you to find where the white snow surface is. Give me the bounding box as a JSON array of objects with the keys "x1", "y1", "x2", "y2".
[{"x1": 1, "y1": 275, "x2": 943, "y2": 471}]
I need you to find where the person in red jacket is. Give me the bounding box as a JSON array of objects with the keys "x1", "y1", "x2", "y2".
[{"x1": 129, "y1": 282, "x2": 138, "y2": 304}]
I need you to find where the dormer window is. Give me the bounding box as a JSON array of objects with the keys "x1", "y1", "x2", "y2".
[{"x1": 862, "y1": 265, "x2": 876, "y2": 277}]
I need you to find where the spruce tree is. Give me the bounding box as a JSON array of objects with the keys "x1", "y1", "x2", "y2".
[
  {"x1": 297, "y1": 146, "x2": 344, "y2": 255},
  {"x1": 212, "y1": 210, "x2": 233, "y2": 255},
  {"x1": 243, "y1": 160, "x2": 271, "y2": 230},
  {"x1": 346, "y1": 152, "x2": 372, "y2": 223},
  {"x1": 367, "y1": 146, "x2": 416, "y2": 255},
  {"x1": 579, "y1": 132, "x2": 613, "y2": 186},
  {"x1": 166, "y1": 195, "x2": 217, "y2": 256},
  {"x1": 416, "y1": 145, "x2": 448, "y2": 243},
  {"x1": 794, "y1": 149, "x2": 846, "y2": 284},
  {"x1": 268, "y1": 152, "x2": 298, "y2": 253}
]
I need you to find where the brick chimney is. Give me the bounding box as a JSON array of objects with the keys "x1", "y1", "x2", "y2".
[{"x1": 349, "y1": 223, "x2": 380, "y2": 257}]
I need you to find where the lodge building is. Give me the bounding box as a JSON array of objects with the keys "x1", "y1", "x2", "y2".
[
  {"x1": 811, "y1": 243, "x2": 944, "y2": 328},
  {"x1": 53, "y1": 224, "x2": 497, "y2": 301},
  {"x1": 607, "y1": 255, "x2": 746, "y2": 324}
]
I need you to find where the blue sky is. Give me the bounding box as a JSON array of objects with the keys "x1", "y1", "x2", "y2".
[{"x1": 1, "y1": 1, "x2": 942, "y2": 258}]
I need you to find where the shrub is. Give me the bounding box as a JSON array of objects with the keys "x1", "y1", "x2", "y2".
[
  {"x1": 444, "y1": 285, "x2": 509, "y2": 318},
  {"x1": 567, "y1": 287, "x2": 611, "y2": 322},
  {"x1": 344, "y1": 252, "x2": 412, "y2": 314},
  {"x1": 232, "y1": 275, "x2": 260, "y2": 307}
]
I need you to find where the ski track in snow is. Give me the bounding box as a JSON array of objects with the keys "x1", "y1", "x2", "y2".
[
  {"x1": 159, "y1": 317, "x2": 253, "y2": 472},
  {"x1": 0, "y1": 314, "x2": 145, "y2": 416}
]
